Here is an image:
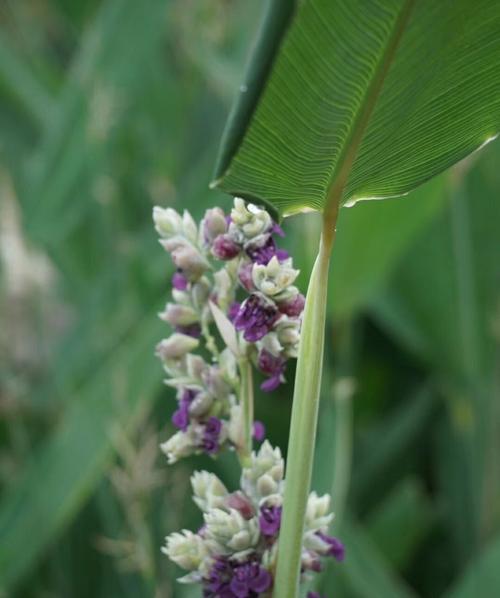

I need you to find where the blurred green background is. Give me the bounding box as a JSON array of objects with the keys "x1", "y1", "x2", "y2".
[{"x1": 0, "y1": 1, "x2": 499, "y2": 596}]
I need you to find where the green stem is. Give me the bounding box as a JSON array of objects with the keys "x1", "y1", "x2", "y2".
[
  {"x1": 238, "y1": 356, "x2": 254, "y2": 467},
  {"x1": 273, "y1": 208, "x2": 338, "y2": 598}
]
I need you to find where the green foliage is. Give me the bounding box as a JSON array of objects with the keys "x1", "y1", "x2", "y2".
[
  {"x1": 213, "y1": 0, "x2": 500, "y2": 216},
  {"x1": 0, "y1": 1, "x2": 499, "y2": 597}
]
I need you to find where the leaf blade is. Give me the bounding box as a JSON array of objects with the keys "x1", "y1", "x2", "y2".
[{"x1": 213, "y1": 0, "x2": 500, "y2": 216}]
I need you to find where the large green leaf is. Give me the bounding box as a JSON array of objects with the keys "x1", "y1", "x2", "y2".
[{"x1": 212, "y1": 0, "x2": 500, "y2": 216}]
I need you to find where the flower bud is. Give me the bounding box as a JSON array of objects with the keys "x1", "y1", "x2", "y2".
[
  {"x1": 182, "y1": 210, "x2": 198, "y2": 243},
  {"x1": 191, "y1": 277, "x2": 211, "y2": 310},
  {"x1": 212, "y1": 234, "x2": 241, "y2": 260},
  {"x1": 153, "y1": 206, "x2": 182, "y2": 237},
  {"x1": 159, "y1": 303, "x2": 198, "y2": 327},
  {"x1": 191, "y1": 471, "x2": 228, "y2": 512},
  {"x1": 156, "y1": 334, "x2": 199, "y2": 361},
  {"x1": 231, "y1": 198, "x2": 272, "y2": 239},
  {"x1": 213, "y1": 269, "x2": 235, "y2": 312},
  {"x1": 225, "y1": 491, "x2": 255, "y2": 519},
  {"x1": 252, "y1": 256, "x2": 299, "y2": 298},
  {"x1": 278, "y1": 292, "x2": 305, "y2": 317},
  {"x1": 160, "y1": 430, "x2": 197, "y2": 464},
  {"x1": 204, "y1": 508, "x2": 259, "y2": 556},
  {"x1": 202, "y1": 207, "x2": 227, "y2": 243},
  {"x1": 305, "y1": 491, "x2": 333, "y2": 531},
  {"x1": 188, "y1": 391, "x2": 214, "y2": 417},
  {"x1": 162, "y1": 530, "x2": 207, "y2": 570},
  {"x1": 171, "y1": 245, "x2": 209, "y2": 280},
  {"x1": 238, "y1": 262, "x2": 254, "y2": 291},
  {"x1": 241, "y1": 441, "x2": 284, "y2": 502}
]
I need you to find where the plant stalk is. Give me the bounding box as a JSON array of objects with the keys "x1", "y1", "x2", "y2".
[
  {"x1": 273, "y1": 207, "x2": 338, "y2": 598},
  {"x1": 238, "y1": 356, "x2": 254, "y2": 467}
]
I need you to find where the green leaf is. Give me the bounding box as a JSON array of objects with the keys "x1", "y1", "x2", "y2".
[
  {"x1": 371, "y1": 144, "x2": 500, "y2": 564},
  {"x1": 213, "y1": 0, "x2": 500, "y2": 216},
  {"x1": 22, "y1": 0, "x2": 169, "y2": 245},
  {"x1": 324, "y1": 519, "x2": 417, "y2": 598},
  {"x1": 366, "y1": 477, "x2": 434, "y2": 569},
  {"x1": 0, "y1": 314, "x2": 162, "y2": 591},
  {"x1": 444, "y1": 535, "x2": 500, "y2": 598}
]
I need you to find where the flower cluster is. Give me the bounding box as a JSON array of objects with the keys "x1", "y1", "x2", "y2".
[
  {"x1": 153, "y1": 198, "x2": 343, "y2": 596},
  {"x1": 163, "y1": 442, "x2": 344, "y2": 597},
  {"x1": 153, "y1": 199, "x2": 305, "y2": 462}
]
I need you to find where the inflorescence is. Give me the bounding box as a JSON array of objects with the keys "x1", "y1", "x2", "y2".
[{"x1": 153, "y1": 198, "x2": 343, "y2": 596}]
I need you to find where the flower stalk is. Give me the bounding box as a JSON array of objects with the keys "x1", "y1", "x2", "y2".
[
  {"x1": 273, "y1": 207, "x2": 338, "y2": 598},
  {"x1": 238, "y1": 356, "x2": 254, "y2": 466}
]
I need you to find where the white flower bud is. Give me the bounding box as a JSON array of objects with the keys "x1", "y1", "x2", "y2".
[
  {"x1": 188, "y1": 391, "x2": 214, "y2": 417},
  {"x1": 153, "y1": 206, "x2": 182, "y2": 237},
  {"x1": 159, "y1": 303, "x2": 198, "y2": 327},
  {"x1": 185, "y1": 354, "x2": 207, "y2": 381},
  {"x1": 252, "y1": 256, "x2": 299, "y2": 298},
  {"x1": 202, "y1": 207, "x2": 227, "y2": 243},
  {"x1": 305, "y1": 491, "x2": 334, "y2": 532},
  {"x1": 172, "y1": 245, "x2": 209, "y2": 279},
  {"x1": 191, "y1": 471, "x2": 228, "y2": 512},
  {"x1": 204, "y1": 508, "x2": 259, "y2": 556},
  {"x1": 162, "y1": 530, "x2": 207, "y2": 570},
  {"x1": 191, "y1": 277, "x2": 211, "y2": 311},
  {"x1": 182, "y1": 210, "x2": 198, "y2": 242},
  {"x1": 230, "y1": 198, "x2": 272, "y2": 239},
  {"x1": 257, "y1": 473, "x2": 279, "y2": 497},
  {"x1": 258, "y1": 332, "x2": 283, "y2": 357},
  {"x1": 219, "y1": 348, "x2": 238, "y2": 384},
  {"x1": 213, "y1": 268, "x2": 235, "y2": 312},
  {"x1": 271, "y1": 316, "x2": 301, "y2": 357},
  {"x1": 160, "y1": 430, "x2": 196, "y2": 464},
  {"x1": 172, "y1": 288, "x2": 191, "y2": 305},
  {"x1": 156, "y1": 334, "x2": 199, "y2": 361},
  {"x1": 241, "y1": 440, "x2": 284, "y2": 502}
]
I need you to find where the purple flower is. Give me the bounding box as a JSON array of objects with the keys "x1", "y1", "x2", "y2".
[
  {"x1": 228, "y1": 301, "x2": 241, "y2": 322},
  {"x1": 172, "y1": 271, "x2": 188, "y2": 290},
  {"x1": 259, "y1": 504, "x2": 282, "y2": 537},
  {"x1": 307, "y1": 593, "x2": 327, "y2": 598},
  {"x1": 258, "y1": 350, "x2": 286, "y2": 392},
  {"x1": 252, "y1": 420, "x2": 266, "y2": 441},
  {"x1": 317, "y1": 532, "x2": 345, "y2": 561},
  {"x1": 202, "y1": 416, "x2": 222, "y2": 454},
  {"x1": 234, "y1": 295, "x2": 279, "y2": 342},
  {"x1": 212, "y1": 234, "x2": 241, "y2": 260},
  {"x1": 205, "y1": 558, "x2": 232, "y2": 595},
  {"x1": 278, "y1": 293, "x2": 305, "y2": 317},
  {"x1": 230, "y1": 562, "x2": 272, "y2": 597},
  {"x1": 171, "y1": 388, "x2": 197, "y2": 431},
  {"x1": 245, "y1": 235, "x2": 288, "y2": 265}
]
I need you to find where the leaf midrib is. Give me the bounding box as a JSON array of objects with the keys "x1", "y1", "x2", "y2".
[{"x1": 324, "y1": 0, "x2": 416, "y2": 220}]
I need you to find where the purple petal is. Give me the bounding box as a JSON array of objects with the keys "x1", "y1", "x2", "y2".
[
  {"x1": 249, "y1": 567, "x2": 272, "y2": 592},
  {"x1": 272, "y1": 222, "x2": 285, "y2": 237},
  {"x1": 212, "y1": 234, "x2": 241, "y2": 260},
  {"x1": 278, "y1": 293, "x2": 305, "y2": 317},
  {"x1": 172, "y1": 271, "x2": 188, "y2": 290},
  {"x1": 260, "y1": 372, "x2": 284, "y2": 392},
  {"x1": 253, "y1": 420, "x2": 266, "y2": 441}
]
